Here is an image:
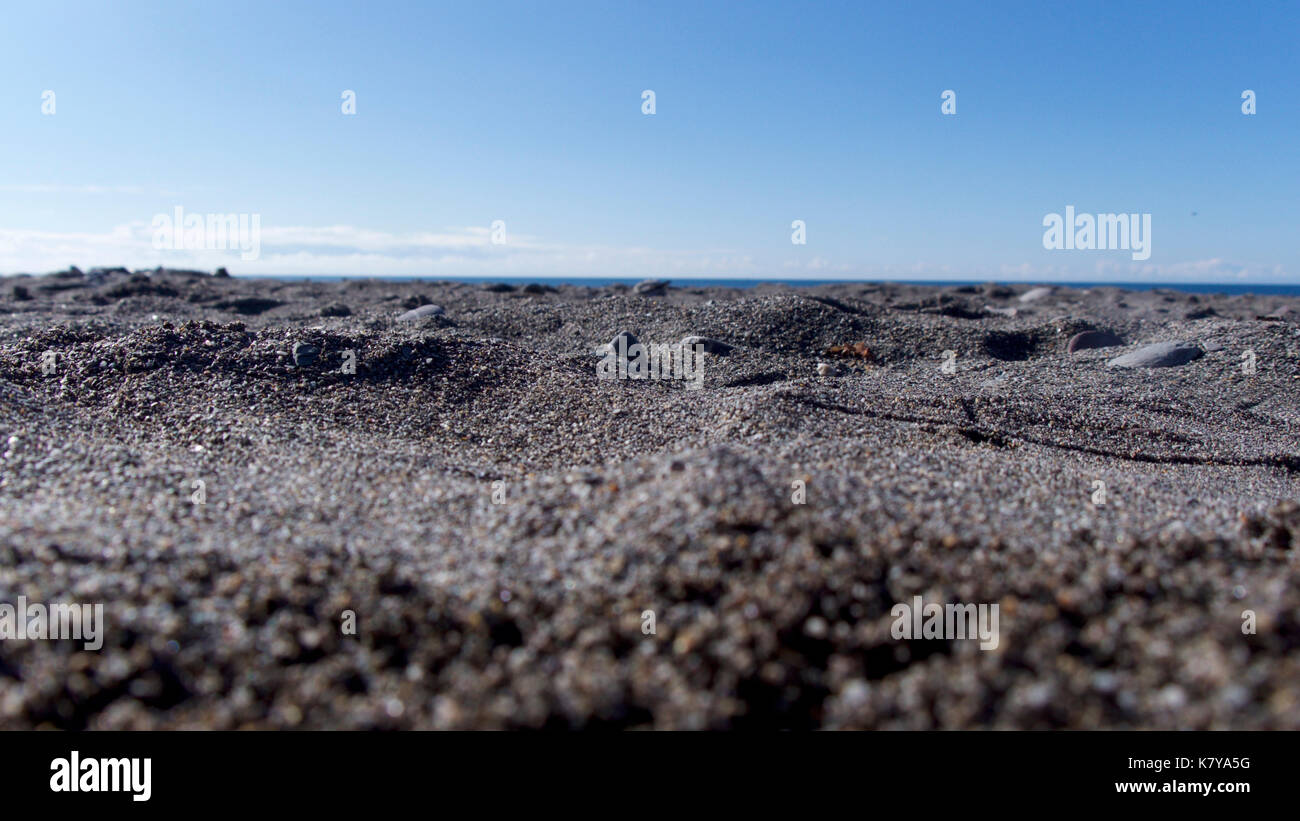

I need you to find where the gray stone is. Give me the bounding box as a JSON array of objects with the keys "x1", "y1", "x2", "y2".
[
  {"x1": 600, "y1": 330, "x2": 639, "y2": 356},
  {"x1": 1018, "y1": 287, "x2": 1053, "y2": 303},
  {"x1": 292, "y1": 342, "x2": 320, "y2": 367},
  {"x1": 681, "y1": 335, "x2": 732, "y2": 355},
  {"x1": 397, "y1": 304, "x2": 445, "y2": 321},
  {"x1": 1107, "y1": 341, "x2": 1204, "y2": 369},
  {"x1": 633, "y1": 279, "x2": 669, "y2": 296},
  {"x1": 1068, "y1": 330, "x2": 1125, "y2": 353}
]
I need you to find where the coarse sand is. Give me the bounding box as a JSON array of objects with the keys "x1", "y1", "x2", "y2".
[{"x1": 1, "y1": 269, "x2": 1298, "y2": 729}]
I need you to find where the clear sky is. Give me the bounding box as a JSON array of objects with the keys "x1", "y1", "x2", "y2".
[{"x1": 1, "y1": 0, "x2": 1296, "y2": 282}]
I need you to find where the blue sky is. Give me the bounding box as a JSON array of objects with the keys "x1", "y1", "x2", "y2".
[{"x1": 1, "y1": 0, "x2": 1296, "y2": 281}]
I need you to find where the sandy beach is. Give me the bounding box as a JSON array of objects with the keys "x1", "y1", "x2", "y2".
[{"x1": 1, "y1": 267, "x2": 1297, "y2": 729}]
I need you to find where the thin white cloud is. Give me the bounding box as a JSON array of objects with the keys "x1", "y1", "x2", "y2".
[
  {"x1": 0, "y1": 222, "x2": 1290, "y2": 282},
  {"x1": 1088, "y1": 258, "x2": 1288, "y2": 282},
  {"x1": 0, "y1": 222, "x2": 765, "y2": 278},
  {"x1": 0, "y1": 184, "x2": 147, "y2": 195}
]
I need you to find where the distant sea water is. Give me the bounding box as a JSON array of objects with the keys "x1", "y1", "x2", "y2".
[{"x1": 258, "y1": 275, "x2": 1300, "y2": 297}]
